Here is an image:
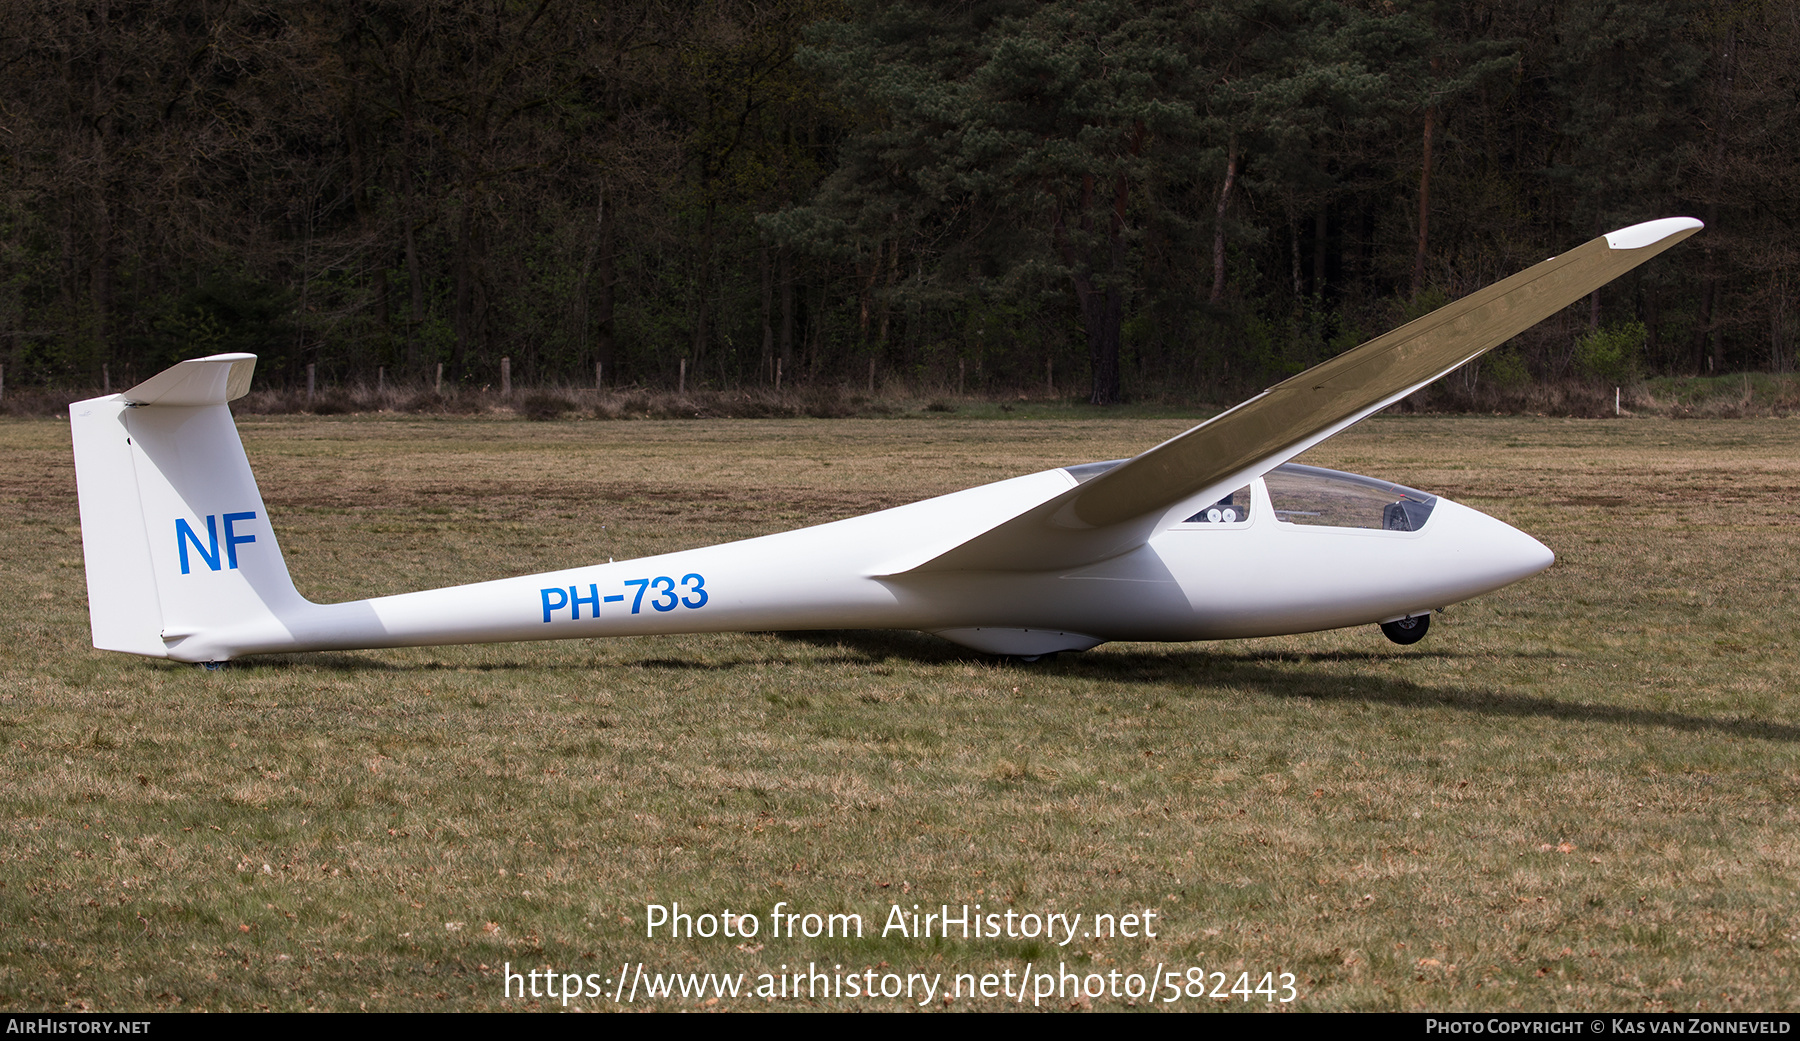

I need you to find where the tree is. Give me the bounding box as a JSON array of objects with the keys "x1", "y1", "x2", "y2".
[{"x1": 782, "y1": 0, "x2": 1206, "y2": 402}]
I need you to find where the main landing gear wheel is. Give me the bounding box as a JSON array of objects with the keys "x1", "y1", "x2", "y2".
[{"x1": 1379, "y1": 614, "x2": 1430, "y2": 645}]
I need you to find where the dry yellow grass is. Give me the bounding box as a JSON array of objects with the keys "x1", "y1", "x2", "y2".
[{"x1": 2, "y1": 411, "x2": 1799, "y2": 1011}]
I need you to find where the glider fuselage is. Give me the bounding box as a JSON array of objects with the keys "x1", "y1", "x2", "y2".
[{"x1": 155, "y1": 457, "x2": 1550, "y2": 662}]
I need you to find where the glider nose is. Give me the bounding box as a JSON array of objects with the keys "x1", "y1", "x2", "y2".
[
  {"x1": 1497, "y1": 519, "x2": 1556, "y2": 581},
  {"x1": 1432, "y1": 497, "x2": 1555, "y2": 592}
]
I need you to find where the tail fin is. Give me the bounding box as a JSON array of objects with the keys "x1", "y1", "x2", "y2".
[{"x1": 70, "y1": 353, "x2": 309, "y2": 662}]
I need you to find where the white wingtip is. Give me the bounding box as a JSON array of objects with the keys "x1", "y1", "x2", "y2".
[{"x1": 1604, "y1": 217, "x2": 1703, "y2": 250}]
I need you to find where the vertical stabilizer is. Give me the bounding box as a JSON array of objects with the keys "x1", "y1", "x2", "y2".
[{"x1": 69, "y1": 354, "x2": 309, "y2": 661}]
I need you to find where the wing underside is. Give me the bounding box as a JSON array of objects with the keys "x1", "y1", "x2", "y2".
[{"x1": 896, "y1": 217, "x2": 1702, "y2": 575}]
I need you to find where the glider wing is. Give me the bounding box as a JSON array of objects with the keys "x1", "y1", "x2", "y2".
[{"x1": 901, "y1": 217, "x2": 1702, "y2": 573}]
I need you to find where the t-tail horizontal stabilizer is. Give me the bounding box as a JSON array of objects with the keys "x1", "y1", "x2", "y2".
[{"x1": 898, "y1": 217, "x2": 1702, "y2": 574}]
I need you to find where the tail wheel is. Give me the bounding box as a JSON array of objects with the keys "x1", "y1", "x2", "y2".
[{"x1": 1380, "y1": 614, "x2": 1430, "y2": 645}]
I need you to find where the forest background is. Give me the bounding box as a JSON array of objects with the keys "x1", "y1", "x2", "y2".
[{"x1": 1, "y1": 0, "x2": 1794, "y2": 406}]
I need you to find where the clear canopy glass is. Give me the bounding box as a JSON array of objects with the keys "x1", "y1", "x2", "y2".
[
  {"x1": 1264, "y1": 464, "x2": 1437, "y2": 531},
  {"x1": 1064, "y1": 458, "x2": 1437, "y2": 531}
]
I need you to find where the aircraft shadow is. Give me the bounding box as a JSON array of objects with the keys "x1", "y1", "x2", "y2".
[
  {"x1": 196, "y1": 650, "x2": 880, "y2": 673},
  {"x1": 777, "y1": 630, "x2": 1800, "y2": 745},
  {"x1": 178, "y1": 634, "x2": 1800, "y2": 745}
]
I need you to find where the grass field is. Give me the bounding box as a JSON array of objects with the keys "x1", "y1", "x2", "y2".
[{"x1": 3, "y1": 410, "x2": 1799, "y2": 1012}]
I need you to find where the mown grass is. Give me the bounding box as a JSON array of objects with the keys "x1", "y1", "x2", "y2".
[{"x1": 3, "y1": 411, "x2": 1799, "y2": 1012}]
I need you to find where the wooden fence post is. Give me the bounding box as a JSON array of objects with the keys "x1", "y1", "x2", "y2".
[
  {"x1": 435, "y1": 363, "x2": 443, "y2": 395},
  {"x1": 306, "y1": 363, "x2": 315, "y2": 405},
  {"x1": 500, "y1": 357, "x2": 511, "y2": 398},
  {"x1": 679, "y1": 357, "x2": 686, "y2": 395}
]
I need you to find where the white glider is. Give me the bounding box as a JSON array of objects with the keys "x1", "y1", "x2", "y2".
[{"x1": 69, "y1": 218, "x2": 1701, "y2": 664}]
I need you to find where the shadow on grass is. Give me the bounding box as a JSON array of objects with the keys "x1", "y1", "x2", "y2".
[
  {"x1": 196, "y1": 649, "x2": 879, "y2": 673},
  {"x1": 188, "y1": 631, "x2": 1800, "y2": 744},
  {"x1": 781, "y1": 630, "x2": 1800, "y2": 744},
  {"x1": 776, "y1": 628, "x2": 1472, "y2": 666},
  {"x1": 1246, "y1": 669, "x2": 1800, "y2": 743}
]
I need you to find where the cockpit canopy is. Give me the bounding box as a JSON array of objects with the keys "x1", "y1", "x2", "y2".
[
  {"x1": 1264, "y1": 464, "x2": 1437, "y2": 531},
  {"x1": 1068, "y1": 458, "x2": 1438, "y2": 532}
]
